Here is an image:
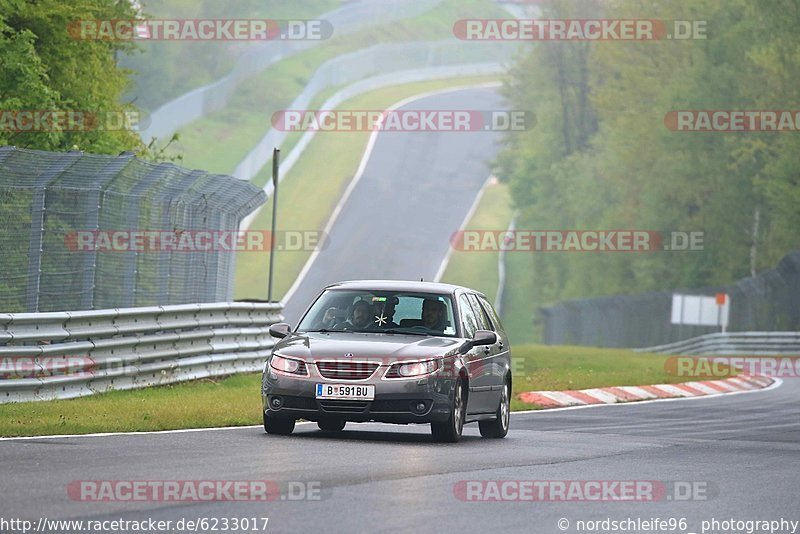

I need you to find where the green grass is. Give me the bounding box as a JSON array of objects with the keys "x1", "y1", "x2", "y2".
[
  {"x1": 0, "y1": 344, "x2": 694, "y2": 437},
  {"x1": 501, "y1": 251, "x2": 541, "y2": 345},
  {"x1": 0, "y1": 374, "x2": 262, "y2": 437},
  {"x1": 440, "y1": 180, "x2": 512, "y2": 306},
  {"x1": 232, "y1": 75, "x2": 503, "y2": 301},
  {"x1": 508, "y1": 345, "x2": 692, "y2": 411},
  {"x1": 436, "y1": 179, "x2": 543, "y2": 347},
  {"x1": 436, "y1": 177, "x2": 540, "y2": 346},
  {"x1": 168, "y1": 0, "x2": 509, "y2": 175}
]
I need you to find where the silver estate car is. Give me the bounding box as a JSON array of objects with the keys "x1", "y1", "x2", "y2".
[{"x1": 262, "y1": 280, "x2": 511, "y2": 442}]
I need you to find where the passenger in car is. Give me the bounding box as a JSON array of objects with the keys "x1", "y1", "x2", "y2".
[{"x1": 421, "y1": 299, "x2": 446, "y2": 332}]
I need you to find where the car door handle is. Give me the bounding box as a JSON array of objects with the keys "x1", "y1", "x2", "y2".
[
  {"x1": 497, "y1": 341, "x2": 504, "y2": 349},
  {"x1": 483, "y1": 346, "x2": 491, "y2": 355}
]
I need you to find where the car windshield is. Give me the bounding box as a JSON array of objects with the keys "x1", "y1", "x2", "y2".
[{"x1": 297, "y1": 289, "x2": 458, "y2": 337}]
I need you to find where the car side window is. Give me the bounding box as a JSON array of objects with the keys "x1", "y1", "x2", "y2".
[
  {"x1": 467, "y1": 293, "x2": 492, "y2": 331},
  {"x1": 459, "y1": 294, "x2": 478, "y2": 338},
  {"x1": 477, "y1": 295, "x2": 504, "y2": 332}
]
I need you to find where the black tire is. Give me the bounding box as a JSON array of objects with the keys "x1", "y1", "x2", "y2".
[
  {"x1": 317, "y1": 419, "x2": 346, "y2": 432},
  {"x1": 431, "y1": 379, "x2": 465, "y2": 443},
  {"x1": 263, "y1": 412, "x2": 295, "y2": 435},
  {"x1": 479, "y1": 379, "x2": 510, "y2": 439}
]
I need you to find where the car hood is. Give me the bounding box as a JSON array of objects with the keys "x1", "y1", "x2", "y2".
[{"x1": 273, "y1": 332, "x2": 463, "y2": 363}]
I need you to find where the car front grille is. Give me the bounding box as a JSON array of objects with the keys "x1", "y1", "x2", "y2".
[
  {"x1": 370, "y1": 400, "x2": 410, "y2": 412},
  {"x1": 319, "y1": 400, "x2": 370, "y2": 413},
  {"x1": 280, "y1": 396, "x2": 317, "y2": 410},
  {"x1": 316, "y1": 361, "x2": 379, "y2": 380}
]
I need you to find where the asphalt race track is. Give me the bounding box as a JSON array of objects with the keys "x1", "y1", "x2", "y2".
[
  {"x1": 280, "y1": 86, "x2": 504, "y2": 324},
  {"x1": 1, "y1": 380, "x2": 798, "y2": 533},
  {"x1": 2, "y1": 87, "x2": 798, "y2": 534}
]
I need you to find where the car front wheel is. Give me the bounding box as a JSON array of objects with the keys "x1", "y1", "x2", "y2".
[
  {"x1": 479, "y1": 379, "x2": 510, "y2": 438},
  {"x1": 263, "y1": 413, "x2": 295, "y2": 435},
  {"x1": 431, "y1": 379, "x2": 465, "y2": 443},
  {"x1": 317, "y1": 419, "x2": 346, "y2": 432}
]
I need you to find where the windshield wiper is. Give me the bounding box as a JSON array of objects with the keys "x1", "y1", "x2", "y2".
[
  {"x1": 302, "y1": 328, "x2": 433, "y2": 336},
  {"x1": 380, "y1": 329, "x2": 429, "y2": 336}
]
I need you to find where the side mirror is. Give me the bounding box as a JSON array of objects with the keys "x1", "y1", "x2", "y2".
[
  {"x1": 472, "y1": 329, "x2": 497, "y2": 346},
  {"x1": 269, "y1": 322, "x2": 292, "y2": 339},
  {"x1": 458, "y1": 329, "x2": 497, "y2": 354}
]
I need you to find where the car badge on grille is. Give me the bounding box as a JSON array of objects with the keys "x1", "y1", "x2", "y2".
[{"x1": 343, "y1": 353, "x2": 354, "y2": 358}]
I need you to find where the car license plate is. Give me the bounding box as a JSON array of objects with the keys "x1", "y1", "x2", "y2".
[{"x1": 316, "y1": 383, "x2": 375, "y2": 400}]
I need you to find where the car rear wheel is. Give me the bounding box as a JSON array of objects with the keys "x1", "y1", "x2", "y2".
[
  {"x1": 317, "y1": 419, "x2": 346, "y2": 432},
  {"x1": 263, "y1": 413, "x2": 295, "y2": 435},
  {"x1": 479, "y1": 379, "x2": 510, "y2": 439},
  {"x1": 431, "y1": 379, "x2": 465, "y2": 443}
]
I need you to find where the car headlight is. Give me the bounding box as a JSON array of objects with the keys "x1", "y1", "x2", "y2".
[
  {"x1": 388, "y1": 359, "x2": 440, "y2": 378},
  {"x1": 269, "y1": 354, "x2": 308, "y2": 376}
]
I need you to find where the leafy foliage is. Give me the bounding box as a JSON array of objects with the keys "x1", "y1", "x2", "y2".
[
  {"x1": 0, "y1": 0, "x2": 143, "y2": 154},
  {"x1": 497, "y1": 0, "x2": 800, "y2": 307},
  {"x1": 121, "y1": 0, "x2": 338, "y2": 111}
]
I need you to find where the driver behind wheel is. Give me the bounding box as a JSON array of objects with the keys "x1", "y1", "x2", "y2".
[
  {"x1": 316, "y1": 307, "x2": 340, "y2": 329},
  {"x1": 335, "y1": 300, "x2": 372, "y2": 330}
]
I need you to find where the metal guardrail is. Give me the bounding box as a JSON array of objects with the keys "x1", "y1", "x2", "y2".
[
  {"x1": 0, "y1": 302, "x2": 282, "y2": 403},
  {"x1": 634, "y1": 331, "x2": 800, "y2": 356}
]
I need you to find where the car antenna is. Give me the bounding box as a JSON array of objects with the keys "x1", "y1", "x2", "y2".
[{"x1": 420, "y1": 277, "x2": 424, "y2": 282}]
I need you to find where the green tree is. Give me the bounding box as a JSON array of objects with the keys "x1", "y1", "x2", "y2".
[
  {"x1": 0, "y1": 0, "x2": 140, "y2": 154},
  {"x1": 497, "y1": 0, "x2": 800, "y2": 312}
]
